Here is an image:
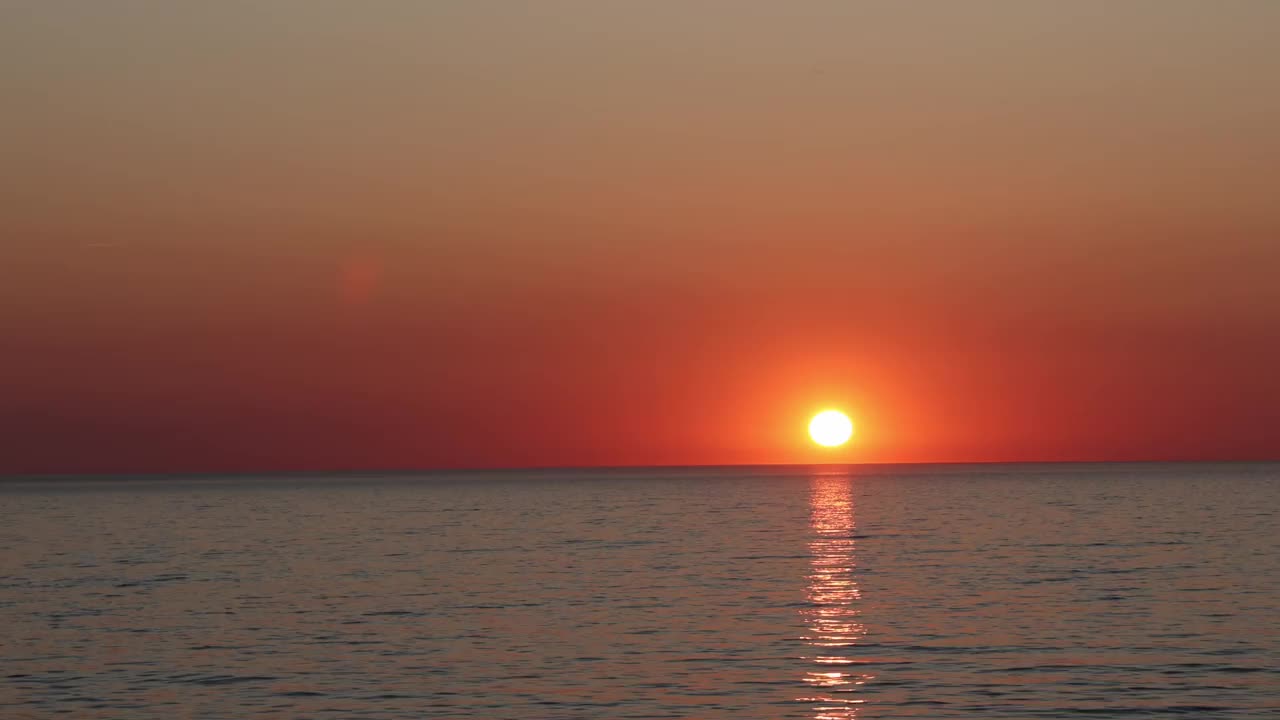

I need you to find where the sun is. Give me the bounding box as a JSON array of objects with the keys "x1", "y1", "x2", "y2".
[{"x1": 809, "y1": 410, "x2": 854, "y2": 448}]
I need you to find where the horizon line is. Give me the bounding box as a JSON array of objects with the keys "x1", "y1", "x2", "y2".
[{"x1": 3, "y1": 457, "x2": 1278, "y2": 482}]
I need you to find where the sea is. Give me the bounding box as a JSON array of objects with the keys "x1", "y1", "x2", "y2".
[{"x1": 1, "y1": 463, "x2": 1277, "y2": 719}]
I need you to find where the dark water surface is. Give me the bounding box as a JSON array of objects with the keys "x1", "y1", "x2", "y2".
[{"x1": 2, "y1": 463, "x2": 1278, "y2": 718}]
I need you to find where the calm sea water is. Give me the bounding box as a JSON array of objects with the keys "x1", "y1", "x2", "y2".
[{"x1": 1, "y1": 463, "x2": 1277, "y2": 719}]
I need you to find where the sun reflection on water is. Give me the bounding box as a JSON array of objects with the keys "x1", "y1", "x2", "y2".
[{"x1": 798, "y1": 471, "x2": 871, "y2": 719}]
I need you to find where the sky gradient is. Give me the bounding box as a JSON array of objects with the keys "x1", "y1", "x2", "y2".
[{"x1": 4, "y1": 1, "x2": 1279, "y2": 473}]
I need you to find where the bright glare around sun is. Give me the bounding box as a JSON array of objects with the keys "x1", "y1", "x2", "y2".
[{"x1": 809, "y1": 410, "x2": 854, "y2": 447}]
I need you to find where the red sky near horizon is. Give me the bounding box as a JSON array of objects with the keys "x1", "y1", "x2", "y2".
[{"x1": 4, "y1": 2, "x2": 1280, "y2": 474}]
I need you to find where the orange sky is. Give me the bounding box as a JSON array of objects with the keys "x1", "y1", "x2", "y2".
[{"x1": 3, "y1": 2, "x2": 1279, "y2": 473}]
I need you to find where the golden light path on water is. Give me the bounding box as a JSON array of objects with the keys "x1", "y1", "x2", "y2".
[{"x1": 798, "y1": 471, "x2": 872, "y2": 719}]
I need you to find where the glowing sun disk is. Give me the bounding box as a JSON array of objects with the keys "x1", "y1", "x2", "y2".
[{"x1": 809, "y1": 410, "x2": 854, "y2": 447}]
